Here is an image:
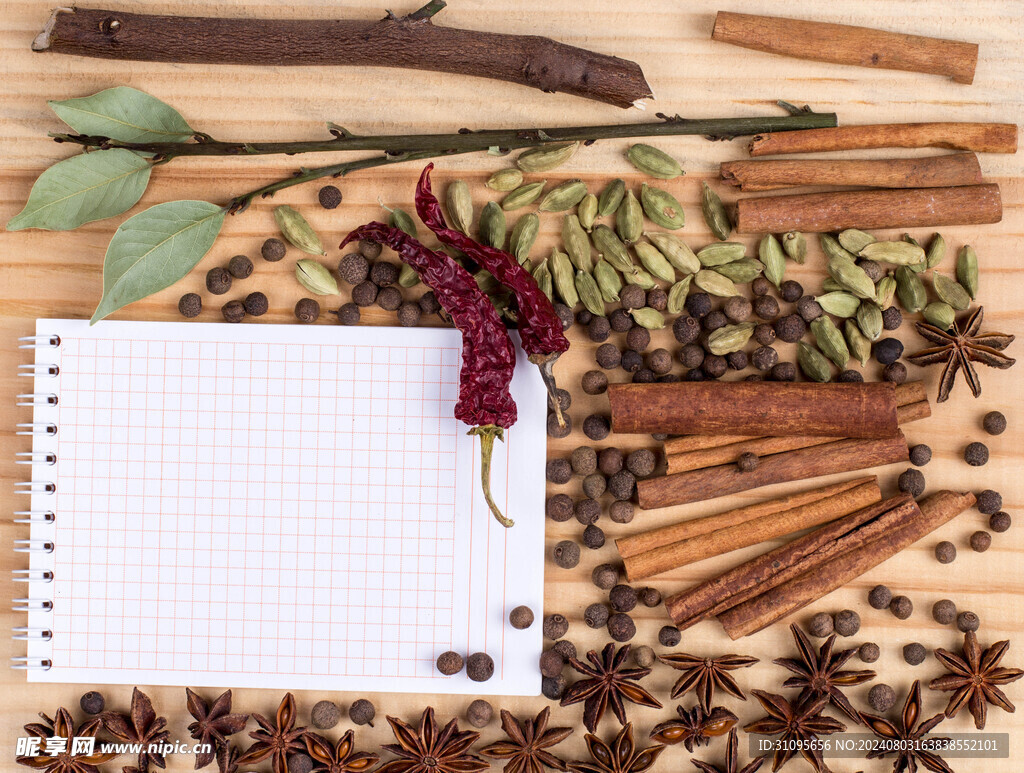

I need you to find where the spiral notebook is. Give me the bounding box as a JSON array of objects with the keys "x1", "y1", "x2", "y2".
[{"x1": 14, "y1": 318, "x2": 547, "y2": 695}]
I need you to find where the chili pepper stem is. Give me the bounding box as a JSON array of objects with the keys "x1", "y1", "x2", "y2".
[
  {"x1": 468, "y1": 425, "x2": 513, "y2": 528},
  {"x1": 530, "y1": 353, "x2": 566, "y2": 429}
]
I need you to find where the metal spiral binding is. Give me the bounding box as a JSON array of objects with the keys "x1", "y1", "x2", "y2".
[
  {"x1": 12, "y1": 628, "x2": 52, "y2": 641},
  {"x1": 10, "y1": 658, "x2": 52, "y2": 670},
  {"x1": 14, "y1": 481, "x2": 55, "y2": 495},
  {"x1": 13, "y1": 511, "x2": 55, "y2": 524},
  {"x1": 16, "y1": 393, "x2": 58, "y2": 407},
  {"x1": 15, "y1": 452, "x2": 56, "y2": 466},
  {"x1": 18, "y1": 363, "x2": 59, "y2": 377},
  {"x1": 13, "y1": 599, "x2": 53, "y2": 612},
  {"x1": 18, "y1": 334, "x2": 60, "y2": 348},
  {"x1": 12, "y1": 570, "x2": 53, "y2": 583},
  {"x1": 16, "y1": 423, "x2": 57, "y2": 436},
  {"x1": 14, "y1": 540, "x2": 54, "y2": 553}
]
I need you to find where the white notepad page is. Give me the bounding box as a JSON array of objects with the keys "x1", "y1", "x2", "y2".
[{"x1": 25, "y1": 318, "x2": 546, "y2": 695}]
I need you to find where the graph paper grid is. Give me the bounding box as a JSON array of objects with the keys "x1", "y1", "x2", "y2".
[{"x1": 26, "y1": 319, "x2": 546, "y2": 695}]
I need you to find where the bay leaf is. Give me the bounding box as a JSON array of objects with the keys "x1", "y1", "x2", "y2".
[{"x1": 49, "y1": 86, "x2": 194, "y2": 143}]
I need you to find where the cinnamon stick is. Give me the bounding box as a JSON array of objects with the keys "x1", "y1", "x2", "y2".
[
  {"x1": 608, "y1": 381, "x2": 899, "y2": 438},
  {"x1": 620, "y1": 478, "x2": 882, "y2": 581},
  {"x1": 718, "y1": 490, "x2": 975, "y2": 638},
  {"x1": 32, "y1": 5, "x2": 653, "y2": 109},
  {"x1": 720, "y1": 153, "x2": 982, "y2": 192},
  {"x1": 749, "y1": 123, "x2": 1018, "y2": 156},
  {"x1": 712, "y1": 12, "x2": 978, "y2": 84},
  {"x1": 664, "y1": 494, "x2": 912, "y2": 630},
  {"x1": 637, "y1": 433, "x2": 909, "y2": 511},
  {"x1": 734, "y1": 184, "x2": 1002, "y2": 235}
]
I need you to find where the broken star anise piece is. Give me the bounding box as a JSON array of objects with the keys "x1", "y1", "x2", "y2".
[
  {"x1": 378, "y1": 706, "x2": 488, "y2": 773},
  {"x1": 304, "y1": 729, "x2": 380, "y2": 773},
  {"x1": 649, "y1": 705, "x2": 737, "y2": 752},
  {"x1": 860, "y1": 680, "x2": 952, "y2": 773},
  {"x1": 658, "y1": 651, "x2": 758, "y2": 710},
  {"x1": 905, "y1": 306, "x2": 1015, "y2": 402},
  {"x1": 774, "y1": 623, "x2": 876, "y2": 725},
  {"x1": 236, "y1": 693, "x2": 307, "y2": 773},
  {"x1": 567, "y1": 723, "x2": 664, "y2": 773},
  {"x1": 743, "y1": 692, "x2": 845, "y2": 772},
  {"x1": 561, "y1": 643, "x2": 663, "y2": 733},
  {"x1": 216, "y1": 744, "x2": 242, "y2": 773},
  {"x1": 480, "y1": 707, "x2": 573, "y2": 773},
  {"x1": 690, "y1": 728, "x2": 765, "y2": 773},
  {"x1": 100, "y1": 687, "x2": 170, "y2": 773},
  {"x1": 929, "y1": 629, "x2": 1024, "y2": 730},
  {"x1": 16, "y1": 707, "x2": 118, "y2": 773},
  {"x1": 185, "y1": 688, "x2": 249, "y2": 769}
]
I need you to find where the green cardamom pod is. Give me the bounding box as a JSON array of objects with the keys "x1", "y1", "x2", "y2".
[
  {"x1": 697, "y1": 242, "x2": 746, "y2": 267},
  {"x1": 904, "y1": 233, "x2": 922, "y2": 248},
  {"x1": 641, "y1": 183, "x2": 685, "y2": 230},
  {"x1": 516, "y1": 141, "x2": 579, "y2": 173},
  {"x1": 474, "y1": 269, "x2": 499, "y2": 296},
  {"x1": 510, "y1": 213, "x2": 540, "y2": 265},
  {"x1": 597, "y1": 178, "x2": 626, "y2": 217},
  {"x1": 844, "y1": 320, "x2": 872, "y2": 366},
  {"x1": 811, "y1": 317, "x2": 849, "y2": 369},
  {"x1": 388, "y1": 206, "x2": 418, "y2": 238},
  {"x1": 859, "y1": 240, "x2": 926, "y2": 267},
  {"x1": 591, "y1": 224, "x2": 636, "y2": 276},
  {"x1": 623, "y1": 267, "x2": 657, "y2": 290},
  {"x1": 713, "y1": 258, "x2": 763, "y2": 284},
  {"x1": 490, "y1": 292, "x2": 512, "y2": 317},
  {"x1": 532, "y1": 258, "x2": 553, "y2": 302},
  {"x1": 550, "y1": 249, "x2": 578, "y2": 308},
  {"x1": 634, "y1": 241, "x2": 676, "y2": 282},
  {"x1": 820, "y1": 234, "x2": 858, "y2": 263},
  {"x1": 875, "y1": 276, "x2": 897, "y2": 309},
  {"x1": 695, "y1": 268, "x2": 739, "y2": 297},
  {"x1": 932, "y1": 272, "x2": 971, "y2": 311},
  {"x1": 895, "y1": 266, "x2": 927, "y2": 313},
  {"x1": 822, "y1": 277, "x2": 844, "y2": 294},
  {"x1": 479, "y1": 201, "x2": 507, "y2": 249},
  {"x1": 645, "y1": 232, "x2": 700, "y2": 274},
  {"x1": 956, "y1": 245, "x2": 979, "y2": 299},
  {"x1": 856, "y1": 300, "x2": 884, "y2": 342},
  {"x1": 398, "y1": 263, "x2": 420, "y2": 288},
  {"x1": 667, "y1": 276, "x2": 692, "y2": 314},
  {"x1": 923, "y1": 301, "x2": 956, "y2": 331},
  {"x1": 797, "y1": 341, "x2": 833, "y2": 383},
  {"x1": 629, "y1": 307, "x2": 666, "y2": 330},
  {"x1": 575, "y1": 270, "x2": 606, "y2": 317},
  {"x1": 274, "y1": 205, "x2": 326, "y2": 256},
  {"x1": 446, "y1": 180, "x2": 473, "y2": 235},
  {"x1": 815, "y1": 291, "x2": 861, "y2": 318},
  {"x1": 838, "y1": 228, "x2": 877, "y2": 254},
  {"x1": 578, "y1": 193, "x2": 598, "y2": 231},
  {"x1": 782, "y1": 231, "x2": 806, "y2": 264},
  {"x1": 758, "y1": 234, "x2": 786, "y2": 289},
  {"x1": 501, "y1": 181, "x2": 546, "y2": 211},
  {"x1": 827, "y1": 256, "x2": 876, "y2": 300},
  {"x1": 626, "y1": 143, "x2": 684, "y2": 180},
  {"x1": 562, "y1": 214, "x2": 593, "y2": 272},
  {"x1": 594, "y1": 259, "x2": 622, "y2": 303},
  {"x1": 539, "y1": 179, "x2": 588, "y2": 213},
  {"x1": 925, "y1": 233, "x2": 946, "y2": 269},
  {"x1": 700, "y1": 182, "x2": 731, "y2": 241},
  {"x1": 615, "y1": 189, "x2": 643, "y2": 244},
  {"x1": 707, "y1": 323, "x2": 756, "y2": 355},
  {"x1": 486, "y1": 168, "x2": 523, "y2": 192},
  {"x1": 295, "y1": 258, "x2": 338, "y2": 295},
  {"x1": 905, "y1": 234, "x2": 927, "y2": 273}
]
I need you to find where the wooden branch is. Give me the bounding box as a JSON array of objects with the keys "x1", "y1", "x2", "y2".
[
  {"x1": 32, "y1": 5, "x2": 653, "y2": 109},
  {"x1": 749, "y1": 123, "x2": 1019, "y2": 156},
  {"x1": 720, "y1": 153, "x2": 983, "y2": 192},
  {"x1": 712, "y1": 12, "x2": 978, "y2": 84},
  {"x1": 734, "y1": 184, "x2": 1002, "y2": 234}
]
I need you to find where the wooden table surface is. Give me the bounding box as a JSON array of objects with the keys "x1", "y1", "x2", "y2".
[{"x1": 2, "y1": 1, "x2": 1022, "y2": 771}]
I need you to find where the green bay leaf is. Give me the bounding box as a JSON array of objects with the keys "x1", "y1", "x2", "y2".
[
  {"x1": 50, "y1": 86, "x2": 193, "y2": 142},
  {"x1": 7, "y1": 149, "x2": 152, "y2": 231},
  {"x1": 91, "y1": 200, "x2": 225, "y2": 324}
]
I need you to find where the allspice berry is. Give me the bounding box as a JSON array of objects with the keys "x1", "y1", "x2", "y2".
[
  {"x1": 903, "y1": 642, "x2": 927, "y2": 666},
  {"x1": 592, "y1": 563, "x2": 620, "y2": 590},
  {"x1": 780, "y1": 280, "x2": 803, "y2": 303},
  {"x1": 752, "y1": 295, "x2": 780, "y2": 321},
  {"x1": 882, "y1": 305, "x2": 902, "y2": 330},
  {"x1": 311, "y1": 700, "x2": 342, "y2": 729},
  {"x1": 243, "y1": 291, "x2": 269, "y2": 317},
  {"x1": 552, "y1": 640, "x2": 577, "y2": 661},
  {"x1": 290, "y1": 754, "x2": 314, "y2": 773},
  {"x1": 542, "y1": 675, "x2": 568, "y2": 701},
  {"x1": 607, "y1": 613, "x2": 636, "y2": 642},
  {"x1": 552, "y1": 540, "x2": 580, "y2": 569},
  {"x1": 539, "y1": 649, "x2": 565, "y2": 677},
  {"x1": 222, "y1": 300, "x2": 245, "y2": 323},
  {"x1": 546, "y1": 494, "x2": 573, "y2": 523},
  {"x1": 620, "y1": 350, "x2": 643, "y2": 374},
  {"x1": 625, "y1": 449, "x2": 656, "y2": 478},
  {"x1": 609, "y1": 308, "x2": 633, "y2": 333},
  {"x1": 419, "y1": 291, "x2": 441, "y2": 315},
  {"x1": 571, "y1": 446, "x2": 598, "y2": 476},
  {"x1": 178, "y1": 293, "x2": 202, "y2": 318},
  {"x1": 376, "y1": 286, "x2": 402, "y2": 312},
  {"x1": 339, "y1": 253, "x2": 370, "y2": 285},
  {"x1": 336, "y1": 302, "x2": 360, "y2": 326},
  {"x1": 964, "y1": 441, "x2": 989, "y2": 466},
  {"x1": 294, "y1": 298, "x2": 320, "y2": 323},
  {"x1": 318, "y1": 184, "x2": 342, "y2": 209},
  {"x1": 466, "y1": 652, "x2": 495, "y2": 682},
  {"x1": 509, "y1": 605, "x2": 534, "y2": 630},
  {"x1": 625, "y1": 325, "x2": 650, "y2": 352},
  {"x1": 909, "y1": 444, "x2": 932, "y2": 466},
  {"x1": 349, "y1": 699, "x2": 375, "y2": 727},
  {"x1": 873, "y1": 338, "x2": 904, "y2": 366},
  {"x1": 370, "y1": 261, "x2": 399, "y2": 288},
  {"x1": 206, "y1": 267, "x2": 232, "y2": 295},
  {"x1": 621, "y1": 284, "x2": 646, "y2": 309},
  {"x1": 983, "y1": 410, "x2": 1007, "y2": 435},
  {"x1": 868, "y1": 684, "x2": 897, "y2": 713},
  {"x1": 574, "y1": 498, "x2": 600, "y2": 526},
  {"x1": 751, "y1": 277, "x2": 771, "y2": 297},
  {"x1": 808, "y1": 612, "x2": 834, "y2": 638},
  {"x1": 932, "y1": 599, "x2": 957, "y2": 625},
  {"x1": 724, "y1": 295, "x2": 752, "y2": 322},
  {"x1": 897, "y1": 468, "x2": 925, "y2": 498},
  {"x1": 466, "y1": 699, "x2": 493, "y2": 728},
  {"x1": 990, "y1": 511, "x2": 1012, "y2": 533},
  {"x1": 859, "y1": 643, "x2": 880, "y2": 664},
  {"x1": 957, "y1": 611, "x2": 981, "y2": 633},
  {"x1": 935, "y1": 541, "x2": 957, "y2": 564},
  {"x1": 227, "y1": 254, "x2": 254, "y2": 279},
  {"x1": 80, "y1": 691, "x2": 105, "y2": 715},
  {"x1": 596, "y1": 344, "x2": 622, "y2": 370},
  {"x1": 969, "y1": 530, "x2": 992, "y2": 553},
  {"x1": 608, "y1": 470, "x2": 636, "y2": 501},
  {"x1": 834, "y1": 609, "x2": 861, "y2": 637},
  {"x1": 609, "y1": 584, "x2": 638, "y2": 613},
  {"x1": 582, "y1": 473, "x2": 607, "y2": 499},
  {"x1": 598, "y1": 448, "x2": 624, "y2": 476},
  {"x1": 351, "y1": 280, "x2": 378, "y2": 307},
  {"x1": 261, "y1": 237, "x2": 286, "y2": 262},
  {"x1": 546, "y1": 458, "x2": 572, "y2": 484},
  {"x1": 437, "y1": 651, "x2": 464, "y2": 675},
  {"x1": 868, "y1": 585, "x2": 892, "y2": 610},
  {"x1": 582, "y1": 370, "x2": 609, "y2": 395},
  {"x1": 673, "y1": 315, "x2": 701, "y2": 345},
  {"x1": 543, "y1": 614, "x2": 569, "y2": 640},
  {"x1": 609, "y1": 500, "x2": 634, "y2": 524},
  {"x1": 658, "y1": 625, "x2": 681, "y2": 647},
  {"x1": 889, "y1": 595, "x2": 913, "y2": 620},
  {"x1": 976, "y1": 489, "x2": 1002, "y2": 515},
  {"x1": 358, "y1": 239, "x2": 383, "y2": 260},
  {"x1": 584, "y1": 603, "x2": 610, "y2": 629},
  {"x1": 883, "y1": 362, "x2": 908, "y2": 384},
  {"x1": 773, "y1": 314, "x2": 806, "y2": 344},
  {"x1": 582, "y1": 524, "x2": 605, "y2": 550},
  {"x1": 639, "y1": 587, "x2": 662, "y2": 607},
  {"x1": 632, "y1": 645, "x2": 656, "y2": 668}
]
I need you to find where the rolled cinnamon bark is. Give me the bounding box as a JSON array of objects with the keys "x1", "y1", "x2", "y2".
[
  {"x1": 667, "y1": 436, "x2": 836, "y2": 475},
  {"x1": 720, "y1": 153, "x2": 982, "y2": 192},
  {"x1": 734, "y1": 184, "x2": 1002, "y2": 234},
  {"x1": 749, "y1": 123, "x2": 1018, "y2": 156},
  {"x1": 712, "y1": 12, "x2": 978, "y2": 84}
]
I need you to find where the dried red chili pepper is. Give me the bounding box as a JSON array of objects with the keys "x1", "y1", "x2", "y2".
[
  {"x1": 341, "y1": 222, "x2": 518, "y2": 527},
  {"x1": 415, "y1": 164, "x2": 571, "y2": 427}
]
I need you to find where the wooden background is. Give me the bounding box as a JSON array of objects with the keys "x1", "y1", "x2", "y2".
[{"x1": 1, "y1": 1, "x2": 1022, "y2": 770}]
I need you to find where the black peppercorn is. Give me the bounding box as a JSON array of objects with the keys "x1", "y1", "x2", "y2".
[
  {"x1": 883, "y1": 362, "x2": 907, "y2": 384},
  {"x1": 312, "y1": 700, "x2": 342, "y2": 729},
  {"x1": 583, "y1": 524, "x2": 606, "y2": 549},
  {"x1": 658, "y1": 625, "x2": 681, "y2": 647},
  {"x1": 808, "y1": 612, "x2": 834, "y2": 638},
  {"x1": 581, "y1": 369, "x2": 609, "y2": 395},
  {"x1": 546, "y1": 458, "x2": 572, "y2": 485},
  {"x1": 889, "y1": 595, "x2": 913, "y2": 620},
  {"x1": 620, "y1": 284, "x2": 646, "y2": 309},
  {"x1": 596, "y1": 343, "x2": 622, "y2": 370},
  {"x1": 609, "y1": 307, "x2": 633, "y2": 333},
  {"x1": 370, "y1": 261, "x2": 399, "y2": 288},
  {"x1": 509, "y1": 605, "x2": 534, "y2": 629},
  {"x1": 873, "y1": 338, "x2": 904, "y2": 365},
  {"x1": 750, "y1": 276, "x2": 771, "y2": 297},
  {"x1": 397, "y1": 302, "x2": 422, "y2": 327},
  {"x1": 774, "y1": 314, "x2": 807, "y2": 343},
  {"x1": 227, "y1": 254, "x2": 254, "y2": 280},
  {"x1": 178, "y1": 293, "x2": 202, "y2": 318},
  {"x1": 222, "y1": 300, "x2": 245, "y2": 323},
  {"x1": 726, "y1": 351, "x2": 748, "y2": 371},
  {"x1": 358, "y1": 239, "x2": 382, "y2": 260},
  {"x1": 753, "y1": 323, "x2": 776, "y2": 346},
  {"x1": 336, "y1": 302, "x2": 360, "y2": 326},
  {"x1": 703, "y1": 354, "x2": 727, "y2": 379},
  {"x1": 467, "y1": 699, "x2": 493, "y2": 728},
  {"x1": 261, "y1": 237, "x2": 287, "y2": 262},
  {"x1": 583, "y1": 414, "x2": 611, "y2": 441},
  {"x1": 609, "y1": 500, "x2": 634, "y2": 524},
  {"x1": 737, "y1": 452, "x2": 759, "y2": 472},
  {"x1": 970, "y1": 530, "x2": 992, "y2": 552},
  {"x1": 466, "y1": 652, "x2": 494, "y2": 682},
  {"x1": 909, "y1": 444, "x2": 932, "y2": 466},
  {"x1": 964, "y1": 442, "x2": 989, "y2": 466},
  {"x1": 869, "y1": 585, "x2": 893, "y2": 610},
  {"x1": 609, "y1": 584, "x2": 638, "y2": 613},
  {"x1": 588, "y1": 316, "x2": 611, "y2": 343},
  {"x1": 903, "y1": 642, "x2": 927, "y2": 666},
  {"x1": 546, "y1": 494, "x2": 574, "y2": 522},
  {"x1": 983, "y1": 410, "x2": 1007, "y2": 435},
  {"x1": 294, "y1": 298, "x2": 320, "y2": 323},
  {"x1": 724, "y1": 295, "x2": 752, "y2": 323},
  {"x1": 702, "y1": 310, "x2": 728, "y2": 332},
  {"x1": 585, "y1": 603, "x2": 610, "y2": 629},
  {"x1": 607, "y1": 613, "x2": 636, "y2": 642},
  {"x1": 957, "y1": 611, "x2": 980, "y2": 632},
  {"x1": 837, "y1": 370, "x2": 864, "y2": 383},
  {"x1": 647, "y1": 348, "x2": 672, "y2": 375},
  {"x1": 206, "y1": 267, "x2": 232, "y2": 295},
  {"x1": 771, "y1": 362, "x2": 797, "y2": 382},
  {"x1": 796, "y1": 296, "x2": 823, "y2": 323},
  {"x1": 868, "y1": 684, "x2": 897, "y2": 713},
  {"x1": 620, "y1": 350, "x2": 643, "y2": 373},
  {"x1": 290, "y1": 754, "x2": 314, "y2": 773},
  {"x1": 625, "y1": 325, "x2": 651, "y2": 352},
  {"x1": 574, "y1": 498, "x2": 600, "y2": 525},
  {"x1": 859, "y1": 643, "x2": 880, "y2": 663},
  {"x1": 608, "y1": 470, "x2": 636, "y2": 501},
  {"x1": 751, "y1": 346, "x2": 779, "y2": 372},
  {"x1": 419, "y1": 291, "x2": 441, "y2": 315},
  {"x1": 932, "y1": 599, "x2": 957, "y2": 625},
  {"x1": 539, "y1": 650, "x2": 564, "y2": 677},
  {"x1": 552, "y1": 541, "x2": 580, "y2": 569},
  {"x1": 571, "y1": 446, "x2": 598, "y2": 476},
  {"x1": 976, "y1": 489, "x2": 1002, "y2": 515},
  {"x1": 592, "y1": 563, "x2": 620, "y2": 590},
  {"x1": 543, "y1": 614, "x2": 569, "y2": 640},
  {"x1": 679, "y1": 343, "x2": 705, "y2": 369},
  {"x1": 582, "y1": 473, "x2": 607, "y2": 499},
  {"x1": 897, "y1": 468, "x2": 925, "y2": 498},
  {"x1": 349, "y1": 699, "x2": 375, "y2": 726},
  {"x1": 881, "y1": 305, "x2": 902, "y2": 330},
  {"x1": 685, "y1": 292, "x2": 712, "y2": 319},
  {"x1": 542, "y1": 675, "x2": 568, "y2": 700},
  {"x1": 752, "y1": 295, "x2": 780, "y2": 321},
  {"x1": 991, "y1": 511, "x2": 1012, "y2": 533},
  {"x1": 935, "y1": 540, "x2": 957, "y2": 564},
  {"x1": 80, "y1": 691, "x2": 105, "y2": 715},
  {"x1": 375, "y1": 286, "x2": 401, "y2": 312},
  {"x1": 626, "y1": 449, "x2": 656, "y2": 478},
  {"x1": 598, "y1": 447, "x2": 624, "y2": 476},
  {"x1": 672, "y1": 315, "x2": 701, "y2": 345},
  {"x1": 553, "y1": 640, "x2": 577, "y2": 661},
  {"x1": 857, "y1": 259, "x2": 884, "y2": 282},
  {"x1": 779, "y1": 280, "x2": 803, "y2": 303},
  {"x1": 554, "y1": 303, "x2": 574, "y2": 331},
  {"x1": 351, "y1": 280, "x2": 378, "y2": 307},
  {"x1": 834, "y1": 609, "x2": 861, "y2": 637},
  {"x1": 317, "y1": 184, "x2": 342, "y2": 209}
]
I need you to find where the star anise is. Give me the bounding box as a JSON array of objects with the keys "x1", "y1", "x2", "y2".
[
  {"x1": 774, "y1": 624, "x2": 876, "y2": 725},
  {"x1": 743, "y1": 691, "x2": 845, "y2": 772},
  {"x1": 100, "y1": 688, "x2": 170, "y2": 773},
  {"x1": 649, "y1": 705, "x2": 737, "y2": 752},
  {"x1": 216, "y1": 744, "x2": 242, "y2": 773},
  {"x1": 690, "y1": 728, "x2": 765, "y2": 773},
  {"x1": 561, "y1": 643, "x2": 663, "y2": 733},
  {"x1": 185, "y1": 689, "x2": 249, "y2": 769},
  {"x1": 905, "y1": 306, "x2": 1015, "y2": 402},
  {"x1": 860, "y1": 680, "x2": 952, "y2": 773},
  {"x1": 658, "y1": 651, "x2": 759, "y2": 710},
  {"x1": 567, "y1": 723, "x2": 663, "y2": 773},
  {"x1": 16, "y1": 707, "x2": 119, "y2": 773},
  {"x1": 480, "y1": 707, "x2": 573, "y2": 773},
  {"x1": 378, "y1": 706, "x2": 488, "y2": 773},
  {"x1": 929, "y1": 629, "x2": 1024, "y2": 730},
  {"x1": 304, "y1": 730, "x2": 380, "y2": 773},
  {"x1": 236, "y1": 693, "x2": 307, "y2": 773}
]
